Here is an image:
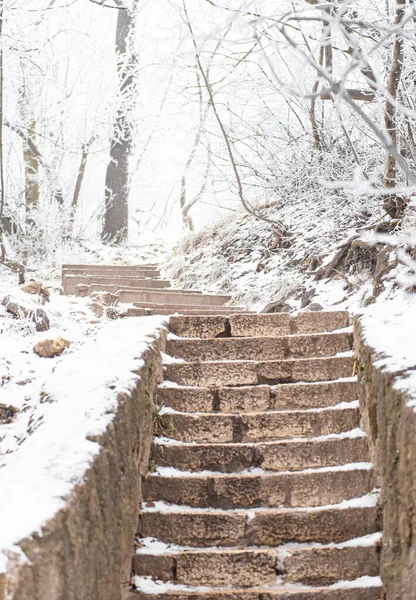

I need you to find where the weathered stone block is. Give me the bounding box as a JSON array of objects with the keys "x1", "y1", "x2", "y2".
[{"x1": 355, "y1": 317, "x2": 416, "y2": 600}]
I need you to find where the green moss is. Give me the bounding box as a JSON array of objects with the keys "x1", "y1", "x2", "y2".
[{"x1": 153, "y1": 405, "x2": 174, "y2": 437}]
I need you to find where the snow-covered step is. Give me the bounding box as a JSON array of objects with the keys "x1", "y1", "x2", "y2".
[
  {"x1": 139, "y1": 498, "x2": 380, "y2": 547},
  {"x1": 160, "y1": 404, "x2": 359, "y2": 444},
  {"x1": 166, "y1": 333, "x2": 353, "y2": 362},
  {"x1": 156, "y1": 379, "x2": 358, "y2": 413},
  {"x1": 62, "y1": 263, "x2": 159, "y2": 272},
  {"x1": 164, "y1": 356, "x2": 355, "y2": 387},
  {"x1": 127, "y1": 306, "x2": 250, "y2": 317},
  {"x1": 63, "y1": 274, "x2": 171, "y2": 295},
  {"x1": 144, "y1": 463, "x2": 374, "y2": 508},
  {"x1": 129, "y1": 578, "x2": 382, "y2": 599},
  {"x1": 134, "y1": 546, "x2": 278, "y2": 588},
  {"x1": 153, "y1": 431, "x2": 369, "y2": 473},
  {"x1": 133, "y1": 535, "x2": 381, "y2": 588},
  {"x1": 118, "y1": 289, "x2": 232, "y2": 306}
]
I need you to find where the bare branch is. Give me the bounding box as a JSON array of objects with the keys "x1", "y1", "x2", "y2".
[{"x1": 182, "y1": 0, "x2": 282, "y2": 227}]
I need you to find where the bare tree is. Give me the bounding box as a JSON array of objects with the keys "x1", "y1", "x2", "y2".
[
  {"x1": 102, "y1": 1, "x2": 139, "y2": 245},
  {"x1": 383, "y1": 0, "x2": 407, "y2": 217},
  {"x1": 68, "y1": 136, "x2": 95, "y2": 237}
]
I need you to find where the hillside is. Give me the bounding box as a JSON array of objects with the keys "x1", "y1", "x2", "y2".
[{"x1": 163, "y1": 194, "x2": 416, "y2": 315}]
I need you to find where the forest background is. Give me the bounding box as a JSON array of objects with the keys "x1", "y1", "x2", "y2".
[{"x1": 1, "y1": 0, "x2": 415, "y2": 281}]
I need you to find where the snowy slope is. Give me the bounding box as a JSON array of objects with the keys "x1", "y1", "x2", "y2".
[{"x1": 0, "y1": 312, "x2": 166, "y2": 573}]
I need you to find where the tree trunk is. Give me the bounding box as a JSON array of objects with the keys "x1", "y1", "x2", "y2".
[
  {"x1": 384, "y1": 0, "x2": 406, "y2": 188},
  {"x1": 0, "y1": 4, "x2": 5, "y2": 220},
  {"x1": 23, "y1": 120, "x2": 40, "y2": 219},
  {"x1": 68, "y1": 137, "x2": 94, "y2": 237},
  {"x1": 102, "y1": 3, "x2": 138, "y2": 245}
]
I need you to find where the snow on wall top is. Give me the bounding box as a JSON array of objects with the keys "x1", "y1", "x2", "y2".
[
  {"x1": 360, "y1": 294, "x2": 416, "y2": 408},
  {"x1": 0, "y1": 315, "x2": 166, "y2": 574}
]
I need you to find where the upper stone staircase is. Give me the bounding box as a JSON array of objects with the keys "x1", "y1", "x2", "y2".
[{"x1": 62, "y1": 263, "x2": 248, "y2": 316}]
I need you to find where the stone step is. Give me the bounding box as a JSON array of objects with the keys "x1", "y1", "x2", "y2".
[
  {"x1": 144, "y1": 465, "x2": 374, "y2": 508},
  {"x1": 128, "y1": 304, "x2": 248, "y2": 316},
  {"x1": 153, "y1": 432, "x2": 369, "y2": 473},
  {"x1": 118, "y1": 289, "x2": 232, "y2": 307},
  {"x1": 62, "y1": 263, "x2": 159, "y2": 271},
  {"x1": 167, "y1": 312, "x2": 350, "y2": 339},
  {"x1": 134, "y1": 547, "x2": 278, "y2": 588},
  {"x1": 168, "y1": 315, "x2": 230, "y2": 338},
  {"x1": 157, "y1": 405, "x2": 359, "y2": 443},
  {"x1": 63, "y1": 266, "x2": 160, "y2": 274},
  {"x1": 88, "y1": 286, "x2": 203, "y2": 297},
  {"x1": 130, "y1": 584, "x2": 381, "y2": 600},
  {"x1": 133, "y1": 537, "x2": 380, "y2": 588},
  {"x1": 156, "y1": 380, "x2": 357, "y2": 413},
  {"x1": 165, "y1": 356, "x2": 355, "y2": 387},
  {"x1": 63, "y1": 268, "x2": 160, "y2": 278},
  {"x1": 135, "y1": 290, "x2": 204, "y2": 296},
  {"x1": 63, "y1": 275, "x2": 170, "y2": 295},
  {"x1": 78, "y1": 286, "x2": 202, "y2": 299},
  {"x1": 139, "y1": 503, "x2": 380, "y2": 547},
  {"x1": 166, "y1": 332, "x2": 352, "y2": 362},
  {"x1": 147, "y1": 308, "x2": 249, "y2": 316}
]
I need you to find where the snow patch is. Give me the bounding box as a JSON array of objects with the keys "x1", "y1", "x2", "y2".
[
  {"x1": 141, "y1": 491, "x2": 379, "y2": 515},
  {"x1": 161, "y1": 352, "x2": 185, "y2": 364},
  {"x1": 0, "y1": 315, "x2": 166, "y2": 574},
  {"x1": 360, "y1": 295, "x2": 416, "y2": 410},
  {"x1": 152, "y1": 462, "x2": 372, "y2": 478},
  {"x1": 329, "y1": 576, "x2": 382, "y2": 589},
  {"x1": 133, "y1": 577, "x2": 211, "y2": 593}
]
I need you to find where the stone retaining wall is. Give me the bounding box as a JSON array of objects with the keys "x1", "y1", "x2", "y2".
[
  {"x1": 354, "y1": 317, "x2": 416, "y2": 600},
  {"x1": 0, "y1": 330, "x2": 165, "y2": 600}
]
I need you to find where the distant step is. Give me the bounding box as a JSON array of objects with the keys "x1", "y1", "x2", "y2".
[
  {"x1": 62, "y1": 263, "x2": 159, "y2": 272},
  {"x1": 129, "y1": 582, "x2": 381, "y2": 600},
  {"x1": 127, "y1": 306, "x2": 249, "y2": 317},
  {"x1": 63, "y1": 275, "x2": 171, "y2": 295},
  {"x1": 119, "y1": 289, "x2": 232, "y2": 307}
]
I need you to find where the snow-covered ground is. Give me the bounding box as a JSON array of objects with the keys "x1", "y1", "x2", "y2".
[{"x1": 0, "y1": 242, "x2": 167, "y2": 574}]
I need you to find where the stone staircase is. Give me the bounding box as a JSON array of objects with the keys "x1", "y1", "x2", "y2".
[
  {"x1": 61, "y1": 264, "x2": 248, "y2": 316},
  {"x1": 130, "y1": 312, "x2": 382, "y2": 599}
]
